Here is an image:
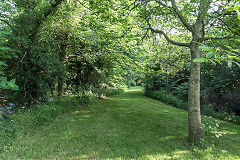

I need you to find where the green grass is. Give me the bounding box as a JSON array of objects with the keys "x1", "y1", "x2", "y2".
[{"x1": 1, "y1": 87, "x2": 240, "y2": 159}]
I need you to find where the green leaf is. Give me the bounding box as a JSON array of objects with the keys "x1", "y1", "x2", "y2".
[
  {"x1": 234, "y1": 5, "x2": 239, "y2": 10},
  {"x1": 237, "y1": 10, "x2": 240, "y2": 20},
  {"x1": 0, "y1": 76, "x2": 7, "y2": 81},
  {"x1": 0, "y1": 61, "x2": 8, "y2": 67},
  {"x1": 0, "y1": 31, "x2": 11, "y2": 35},
  {"x1": 233, "y1": 39, "x2": 240, "y2": 42},
  {"x1": 227, "y1": 60, "x2": 232, "y2": 68},
  {"x1": 236, "y1": 57, "x2": 240, "y2": 61},
  {"x1": 233, "y1": 61, "x2": 240, "y2": 67},
  {"x1": 199, "y1": 45, "x2": 209, "y2": 50},
  {"x1": 0, "y1": 47, "x2": 11, "y2": 51},
  {"x1": 12, "y1": 85, "x2": 19, "y2": 91},
  {"x1": 7, "y1": 81, "x2": 15, "y2": 88},
  {"x1": 7, "y1": 79, "x2": 19, "y2": 90},
  {"x1": 209, "y1": 59, "x2": 216, "y2": 65},
  {"x1": 9, "y1": 79, "x2": 16, "y2": 84},
  {"x1": 232, "y1": 49, "x2": 240, "y2": 52},
  {"x1": 227, "y1": 7, "x2": 235, "y2": 12},
  {"x1": 206, "y1": 52, "x2": 214, "y2": 58},
  {"x1": 193, "y1": 58, "x2": 205, "y2": 63},
  {"x1": 0, "y1": 81, "x2": 9, "y2": 89}
]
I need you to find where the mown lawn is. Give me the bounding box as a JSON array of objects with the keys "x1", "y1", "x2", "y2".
[{"x1": 1, "y1": 87, "x2": 240, "y2": 160}]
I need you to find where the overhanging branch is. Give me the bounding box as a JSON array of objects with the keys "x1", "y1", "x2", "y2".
[
  {"x1": 0, "y1": 18, "x2": 12, "y2": 28},
  {"x1": 76, "y1": 0, "x2": 90, "y2": 10},
  {"x1": 147, "y1": 19, "x2": 190, "y2": 47},
  {"x1": 30, "y1": 0, "x2": 64, "y2": 40},
  {"x1": 170, "y1": 0, "x2": 194, "y2": 32}
]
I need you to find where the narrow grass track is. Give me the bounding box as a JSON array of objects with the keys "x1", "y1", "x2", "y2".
[{"x1": 1, "y1": 87, "x2": 240, "y2": 160}]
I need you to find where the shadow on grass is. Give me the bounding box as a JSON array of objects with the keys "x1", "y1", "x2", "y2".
[
  {"x1": 48, "y1": 93, "x2": 240, "y2": 160},
  {"x1": 2, "y1": 88, "x2": 240, "y2": 160},
  {"x1": 53, "y1": 108, "x2": 190, "y2": 159}
]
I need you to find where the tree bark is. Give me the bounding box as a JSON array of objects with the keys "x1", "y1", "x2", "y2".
[
  {"x1": 57, "y1": 32, "x2": 69, "y2": 96},
  {"x1": 188, "y1": 41, "x2": 202, "y2": 142},
  {"x1": 187, "y1": 0, "x2": 208, "y2": 140}
]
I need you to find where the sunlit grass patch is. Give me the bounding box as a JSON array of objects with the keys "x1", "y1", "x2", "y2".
[{"x1": 0, "y1": 87, "x2": 240, "y2": 159}]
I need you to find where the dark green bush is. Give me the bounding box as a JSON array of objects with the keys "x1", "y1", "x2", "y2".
[
  {"x1": 105, "y1": 88, "x2": 124, "y2": 96},
  {"x1": 146, "y1": 90, "x2": 240, "y2": 125},
  {"x1": 77, "y1": 93, "x2": 98, "y2": 104},
  {"x1": 146, "y1": 90, "x2": 188, "y2": 111}
]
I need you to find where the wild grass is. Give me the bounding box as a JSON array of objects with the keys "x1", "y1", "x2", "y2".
[{"x1": 0, "y1": 87, "x2": 240, "y2": 159}]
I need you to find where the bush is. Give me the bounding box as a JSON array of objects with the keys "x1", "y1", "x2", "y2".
[
  {"x1": 146, "y1": 89, "x2": 240, "y2": 125},
  {"x1": 146, "y1": 90, "x2": 188, "y2": 111},
  {"x1": 77, "y1": 93, "x2": 98, "y2": 104},
  {"x1": 105, "y1": 88, "x2": 124, "y2": 96},
  {"x1": 212, "y1": 110, "x2": 240, "y2": 124}
]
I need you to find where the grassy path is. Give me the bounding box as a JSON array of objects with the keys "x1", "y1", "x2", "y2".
[{"x1": 1, "y1": 87, "x2": 240, "y2": 159}]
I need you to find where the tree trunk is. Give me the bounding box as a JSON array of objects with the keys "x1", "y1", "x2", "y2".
[
  {"x1": 57, "y1": 49, "x2": 67, "y2": 96},
  {"x1": 57, "y1": 32, "x2": 68, "y2": 96},
  {"x1": 188, "y1": 41, "x2": 203, "y2": 142},
  {"x1": 57, "y1": 76, "x2": 64, "y2": 96}
]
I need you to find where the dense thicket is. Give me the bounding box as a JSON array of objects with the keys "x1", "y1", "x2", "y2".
[{"x1": 0, "y1": 0, "x2": 137, "y2": 107}]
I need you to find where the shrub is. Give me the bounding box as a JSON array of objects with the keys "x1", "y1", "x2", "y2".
[
  {"x1": 146, "y1": 90, "x2": 188, "y2": 111},
  {"x1": 146, "y1": 90, "x2": 240, "y2": 125},
  {"x1": 77, "y1": 93, "x2": 98, "y2": 104},
  {"x1": 105, "y1": 88, "x2": 124, "y2": 96}
]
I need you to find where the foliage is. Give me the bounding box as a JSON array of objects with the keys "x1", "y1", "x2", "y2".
[
  {"x1": 197, "y1": 117, "x2": 223, "y2": 149},
  {"x1": 3, "y1": 0, "x2": 65, "y2": 104},
  {"x1": 105, "y1": 88, "x2": 125, "y2": 96},
  {"x1": 76, "y1": 93, "x2": 98, "y2": 104},
  {"x1": 145, "y1": 89, "x2": 188, "y2": 111},
  {"x1": 0, "y1": 30, "x2": 19, "y2": 92},
  {"x1": 0, "y1": 61, "x2": 18, "y2": 91},
  {"x1": 146, "y1": 88, "x2": 240, "y2": 125},
  {"x1": 0, "y1": 0, "x2": 136, "y2": 106},
  {"x1": 143, "y1": 33, "x2": 240, "y2": 123}
]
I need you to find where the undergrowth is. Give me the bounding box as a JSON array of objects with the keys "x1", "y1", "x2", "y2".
[
  {"x1": 105, "y1": 88, "x2": 125, "y2": 96},
  {"x1": 145, "y1": 89, "x2": 240, "y2": 125}
]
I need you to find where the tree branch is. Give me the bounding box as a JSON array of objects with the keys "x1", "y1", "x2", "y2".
[
  {"x1": 76, "y1": 0, "x2": 90, "y2": 10},
  {"x1": 141, "y1": 28, "x2": 150, "y2": 41},
  {"x1": 147, "y1": 19, "x2": 190, "y2": 47},
  {"x1": 204, "y1": 36, "x2": 235, "y2": 41},
  {"x1": 170, "y1": 0, "x2": 194, "y2": 32},
  {"x1": 218, "y1": 18, "x2": 240, "y2": 36},
  {"x1": 30, "y1": 0, "x2": 64, "y2": 40},
  {"x1": 123, "y1": 0, "x2": 138, "y2": 9},
  {"x1": 194, "y1": 0, "x2": 210, "y2": 27},
  {"x1": 0, "y1": 18, "x2": 12, "y2": 28},
  {"x1": 125, "y1": 1, "x2": 139, "y2": 18}
]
